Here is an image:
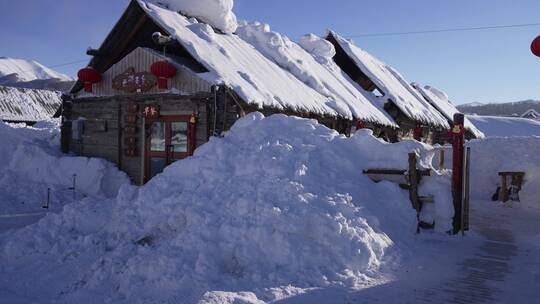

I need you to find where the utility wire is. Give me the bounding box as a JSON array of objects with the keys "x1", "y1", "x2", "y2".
[
  {"x1": 6, "y1": 22, "x2": 540, "y2": 76},
  {"x1": 345, "y1": 22, "x2": 540, "y2": 38},
  {"x1": 45, "y1": 59, "x2": 88, "y2": 69}
]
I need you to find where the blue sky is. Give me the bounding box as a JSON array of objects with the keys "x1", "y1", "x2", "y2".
[{"x1": 1, "y1": 0, "x2": 539, "y2": 104}]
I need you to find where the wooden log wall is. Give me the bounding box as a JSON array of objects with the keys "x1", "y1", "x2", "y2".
[{"x1": 65, "y1": 94, "x2": 211, "y2": 184}]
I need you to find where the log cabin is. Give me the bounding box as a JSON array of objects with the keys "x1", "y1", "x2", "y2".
[
  {"x1": 325, "y1": 31, "x2": 458, "y2": 143},
  {"x1": 62, "y1": 0, "x2": 398, "y2": 184}
]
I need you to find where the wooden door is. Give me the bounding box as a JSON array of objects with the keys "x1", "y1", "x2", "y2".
[{"x1": 145, "y1": 115, "x2": 192, "y2": 182}]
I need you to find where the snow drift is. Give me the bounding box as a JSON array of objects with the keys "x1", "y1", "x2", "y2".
[
  {"x1": 147, "y1": 0, "x2": 238, "y2": 33},
  {"x1": 466, "y1": 115, "x2": 540, "y2": 137},
  {"x1": 1, "y1": 113, "x2": 453, "y2": 303},
  {"x1": 468, "y1": 137, "x2": 540, "y2": 204},
  {"x1": 0, "y1": 120, "x2": 129, "y2": 215}
]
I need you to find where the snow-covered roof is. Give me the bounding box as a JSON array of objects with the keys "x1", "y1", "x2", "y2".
[
  {"x1": 0, "y1": 85, "x2": 62, "y2": 122},
  {"x1": 138, "y1": 1, "x2": 348, "y2": 119},
  {"x1": 412, "y1": 83, "x2": 485, "y2": 139},
  {"x1": 521, "y1": 109, "x2": 540, "y2": 120},
  {"x1": 235, "y1": 22, "x2": 396, "y2": 127},
  {"x1": 327, "y1": 31, "x2": 449, "y2": 129}
]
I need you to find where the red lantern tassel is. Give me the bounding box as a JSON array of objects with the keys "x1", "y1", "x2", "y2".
[
  {"x1": 84, "y1": 82, "x2": 93, "y2": 92},
  {"x1": 158, "y1": 77, "x2": 168, "y2": 89}
]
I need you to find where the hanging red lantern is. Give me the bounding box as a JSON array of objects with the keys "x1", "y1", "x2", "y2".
[
  {"x1": 150, "y1": 60, "x2": 177, "y2": 89},
  {"x1": 531, "y1": 35, "x2": 540, "y2": 57},
  {"x1": 77, "y1": 67, "x2": 102, "y2": 93},
  {"x1": 413, "y1": 124, "x2": 423, "y2": 141}
]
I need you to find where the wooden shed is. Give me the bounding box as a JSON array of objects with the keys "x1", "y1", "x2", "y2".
[{"x1": 63, "y1": 0, "x2": 398, "y2": 184}]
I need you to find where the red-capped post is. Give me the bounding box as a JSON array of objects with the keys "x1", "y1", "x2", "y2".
[{"x1": 451, "y1": 113, "x2": 465, "y2": 234}]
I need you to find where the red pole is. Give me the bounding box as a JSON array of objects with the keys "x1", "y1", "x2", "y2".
[{"x1": 451, "y1": 113, "x2": 465, "y2": 234}]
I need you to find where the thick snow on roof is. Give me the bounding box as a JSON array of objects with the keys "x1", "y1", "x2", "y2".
[
  {"x1": 0, "y1": 57, "x2": 73, "y2": 82},
  {"x1": 236, "y1": 22, "x2": 396, "y2": 126},
  {"x1": 0, "y1": 86, "x2": 62, "y2": 122},
  {"x1": 139, "y1": 1, "x2": 353, "y2": 118},
  {"x1": 466, "y1": 115, "x2": 540, "y2": 137},
  {"x1": 412, "y1": 83, "x2": 484, "y2": 138},
  {"x1": 145, "y1": 0, "x2": 237, "y2": 34},
  {"x1": 328, "y1": 32, "x2": 449, "y2": 128}
]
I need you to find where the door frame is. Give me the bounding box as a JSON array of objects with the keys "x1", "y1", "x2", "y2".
[{"x1": 144, "y1": 114, "x2": 192, "y2": 182}]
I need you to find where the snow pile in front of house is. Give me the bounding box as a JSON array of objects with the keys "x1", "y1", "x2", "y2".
[
  {"x1": 1, "y1": 113, "x2": 453, "y2": 303},
  {"x1": 0, "y1": 120, "x2": 129, "y2": 215},
  {"x1": 235, "y1": 22, "x2": 396, "y2": 126},
  {"x1": 466, "y1": 115, "x2": 540, "y2": 137},
  {"x1": 147, "y1": 0, "x2": 238, "y2": 33},
  {"x1": 411, "y1": 83, "x2": 485, "y2": 139},
  {"x1": 468, "y1": 137, "x2": 540, "y2": 204}
]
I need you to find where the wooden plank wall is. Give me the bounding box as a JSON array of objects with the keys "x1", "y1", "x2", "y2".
[
  {"x1": 67, "y1": 100, "x2": 121, "y2": 164},
  {"x1": 78, "y1": 47, "x2": 213, "y2": 98}
]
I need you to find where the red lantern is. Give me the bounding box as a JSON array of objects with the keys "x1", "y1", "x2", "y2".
[
  {"x1": 77, "y1": 67, "x2": 102, "y2": 93},
  {"x1": 150, "y1": 60, "x2": 177, "y2": 89},
  {"x1": 413, "y1": 124, "x2": 423, "y2": 141},
  {"x1": 531, "y1": 35, "x2": 540, "y2": 57}
]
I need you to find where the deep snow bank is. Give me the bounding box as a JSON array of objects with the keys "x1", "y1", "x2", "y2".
[
  {"x1": 467, "y1": 115, "x2": 540, "y2": 137},
  {"x1": 146, "y1": 0, "x2": 238, "y2": 33},
  {"x1": 0, "y1": 120, "x2": 129, "y2": 214},
  {"x1": 468, "y1": 137, "x2": 540, "y2": 204},
  {"x1": 1, "y1": 113, "x2": 453, "y2": 303}
]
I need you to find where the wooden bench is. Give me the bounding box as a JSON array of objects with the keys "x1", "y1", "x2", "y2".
[{"x1": 498, "y1": 171, "x2": 525, "y2": 202}]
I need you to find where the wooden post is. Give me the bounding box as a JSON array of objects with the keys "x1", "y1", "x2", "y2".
[
  {"x1": 438, "y1": 149, "x2": 445, "y2": 171},
  {"x1": 451, "y1": 113, "x2": 465, "y2": 234},
  {"x1": 408, "y1": 153, "x2": 420, "y2": 212},
  {"x1": 462, "y1": 147, "x2": 471, "y2": 233},
  {"x1": 501, "y1": 175, "x2": 508, "y2": 202}
]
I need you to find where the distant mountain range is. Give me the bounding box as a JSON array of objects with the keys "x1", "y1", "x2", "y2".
[
  {"x1": 457, "y1": 100, "x2": 540, "y2": 117},
  {"x1": 0, "y1": 57, "x2": 75, "y2": 91}
]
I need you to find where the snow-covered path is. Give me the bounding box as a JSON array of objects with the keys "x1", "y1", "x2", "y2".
[
  {"x1": 273, "y1": 200, "x2": 540, "y2": 304},
  {"x1": 412, "y1": 202, "x2": 519, "y2": 304}
]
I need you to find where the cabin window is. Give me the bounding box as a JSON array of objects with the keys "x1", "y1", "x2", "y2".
[
  {"x1": 151, "y1": 122, "x2": 166, "y2": 151},
  {"x1": 71, "y1": 119, "x2": 85, "y2": 141},
  {"x1": 171, "y1": 122, "x2": 188, "y2": 153}
]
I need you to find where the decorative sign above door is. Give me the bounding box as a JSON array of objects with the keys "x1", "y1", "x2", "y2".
[
  {"x1": 142, "y1": 105, "x2": 160, "y2": 119},
  {"x1": 112, "y1": 67, "x2": 157, "y2": 93}
]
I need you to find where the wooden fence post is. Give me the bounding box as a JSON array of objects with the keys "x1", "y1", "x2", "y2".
[
  {"x1": 462, "y1": 147, "x2": 471, "y2": 233},
  {"x1": 408, "y1": 153, "x2": 420, "y2": 212},
  {"x1": 438, "y1": 149, "x2": 445, "y2": 171}
]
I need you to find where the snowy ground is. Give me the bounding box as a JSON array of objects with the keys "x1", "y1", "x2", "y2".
[{"x1": 1, "y1": 115, "x2": 539, "y2": 303}]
